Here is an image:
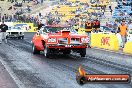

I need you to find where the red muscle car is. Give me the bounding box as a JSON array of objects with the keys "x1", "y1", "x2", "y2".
[{"x1": 31, "y1": 24, "x2": 89, "y2": 58}]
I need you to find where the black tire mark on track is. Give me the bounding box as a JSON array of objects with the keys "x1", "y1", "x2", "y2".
[
  {"x1": 7, "y1": 39, "x2": 106, "y2": 74},
  {"x1": 7, "y1": 39, "x2": 132, "y2": 87},
  {"x1": 8, "y1": 39, "x2": 132, "y2": 75},
  {"x1": 7, "y1": 40, "x2": 32, "y2": 53},
  {"x1": 85, "y1": 55, "x2": 132, "y2": 74}
]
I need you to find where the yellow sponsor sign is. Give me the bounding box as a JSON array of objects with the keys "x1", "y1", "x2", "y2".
[
  {"x1": 78, "y1": 28, "x2": 86, "y2": 34},
  {"x1": 91, "y1": 33, "x2": 119, "y2": 51},
  {"x1": 13, "y1": 22, "x2": 37, "y2": 32},
  {"x1": 123, "y1": 42, "x2": 132, "y2": 54}
]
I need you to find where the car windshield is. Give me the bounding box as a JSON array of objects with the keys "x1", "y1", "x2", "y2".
[
  {"x1": 12, "y1": 26, "x2": 22, "y2": 30},
  {"x1": 43, "y1": 26, "x2": 77, "y2": 33},
  {"x1": 45, "y1": 27, "x2": 63, "y2": 33}
]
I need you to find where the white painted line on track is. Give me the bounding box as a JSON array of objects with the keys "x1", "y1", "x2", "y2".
[{"x1": 0, "y1": 58, "x2": 26, "y2": 88}]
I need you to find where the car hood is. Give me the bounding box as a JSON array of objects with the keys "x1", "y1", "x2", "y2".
[
  {"x1": 49, "y1": 33, "x2": 87, "y2": 37},
  {"x1": 43, "y1": 30, "x2": 88, "y2": 38}
]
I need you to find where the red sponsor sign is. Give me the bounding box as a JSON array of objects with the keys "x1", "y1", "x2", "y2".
[{"x1": 101, "y1": 37, "x2": 110, "y2": 46}]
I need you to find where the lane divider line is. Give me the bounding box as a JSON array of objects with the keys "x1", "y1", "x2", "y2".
[{"x1": 0, "y1": 57, "x2": 26, "y2": 88}]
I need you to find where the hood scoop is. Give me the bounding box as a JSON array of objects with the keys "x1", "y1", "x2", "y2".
[{"x1": 61, "y1": 30, "x2": 70, "y2": 36}]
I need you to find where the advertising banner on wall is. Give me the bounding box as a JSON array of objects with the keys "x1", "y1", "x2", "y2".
[{"x1": 13, "y1": 23, "x2": 37, "y2": 32}]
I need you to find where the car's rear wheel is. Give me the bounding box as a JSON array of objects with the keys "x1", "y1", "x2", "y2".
[
  {"x1": 32, "y1": 44, "x2": 40, "y2": 54},
  {"x1": 80, "y1": 48, "x2": 86, "y2": 57},
  {"x1": 44, "y1": 44, "x2": 50, "y2": 58}
]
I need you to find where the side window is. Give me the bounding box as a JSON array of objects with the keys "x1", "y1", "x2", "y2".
[
  {"x1": 39, "y1": 30, "x2": 42, "y2": 34},
  {"x1": 39, "y1": 27, "x2": 48, "y2": 34},
  {"x1": 43, "y1": 28, "x2": 48, "y2": 33}
]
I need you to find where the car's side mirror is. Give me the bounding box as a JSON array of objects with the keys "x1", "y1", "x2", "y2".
[{"x1": 37, "y1": 30, "x2": 40, "y2": 35}]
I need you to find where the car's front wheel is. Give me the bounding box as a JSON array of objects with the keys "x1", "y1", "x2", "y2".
[
  {"x1": 80, "y1": 48, "x2": 86, "y2": 57},
  {"x1": 18, "y1": 36, "x2": 21, "y2": 39},
  {"x1": 21, "y1": 36, "x2": 24, "y2": 39},
  {"x1": 32, "y1": 44, "x2": 40, "y2": 54},
  {"x1": 43, "y1": 44, "x2": 50, "y2": 58}
]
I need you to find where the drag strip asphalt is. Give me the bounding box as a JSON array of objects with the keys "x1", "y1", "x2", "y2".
[{"x1": 0, "y1": 32, "x2": 131, "y2": 88}]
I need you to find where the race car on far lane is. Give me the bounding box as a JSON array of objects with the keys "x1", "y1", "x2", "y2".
[
  {"x1": 6, "y1": 26, "x2": 24, "y2": 39},
  {"x1": 31, "y1": 24, "x2": 89, "y2": 57}
]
